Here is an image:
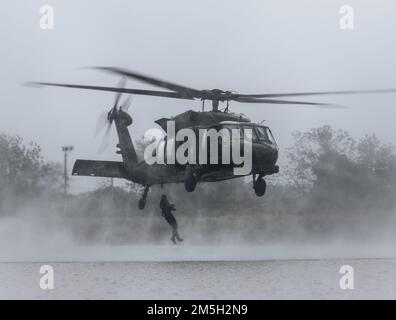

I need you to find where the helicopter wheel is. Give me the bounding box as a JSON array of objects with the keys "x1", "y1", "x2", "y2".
[
  {"x1": 254, "y1": 176, "x2": 266, "y2": 197},
  {"x1": 184, "y1": 165, "x2": 198, "y2": 192},
  {"x1": 138, "y1": 186, "x2": 149, "y2": 210}
]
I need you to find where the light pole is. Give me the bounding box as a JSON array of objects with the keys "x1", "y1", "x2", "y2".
[{"x1": 62, "y1": 145, "x2": 74, "y2": 194}]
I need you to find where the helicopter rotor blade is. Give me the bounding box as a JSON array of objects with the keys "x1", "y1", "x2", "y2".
[
  {"x1": 232, "y1": 89, "x2": 396, "y2": 99},
  {"x1": 28, "y1": 69, "x2": 396, "y2": 110},
  {"x1": 97, "y1": 122, "x2": 113, "y2": 154},
  {"x1": 29, "y1": 82, "x2": 195, "y2": 100},
  {"x1": 94, "y1": 111, "x2": 109, "y2": 138},
  {"x1": 121, "y1": 95, "x2": 134, "y2": 112},
  {"x1": 232, "y1": 97, "x2": 343, "y2": 108},
  {"x1": 93, "y1": 66, "x2": 200, "y2": 99},
  {"x1": 113, "y1": 77, "x2": 127, "y2": 107}
]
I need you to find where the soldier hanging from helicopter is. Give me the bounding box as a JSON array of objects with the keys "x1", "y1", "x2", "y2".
[{"x1": 159, "y1": 194, "x2": 183, "y2": 244}]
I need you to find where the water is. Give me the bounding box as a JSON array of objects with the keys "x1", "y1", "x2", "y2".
[{"x1": 0, "y1": 245, "x2": 395, "y2": 299}]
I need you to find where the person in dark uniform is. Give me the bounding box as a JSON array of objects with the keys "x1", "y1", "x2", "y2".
[{"x1": 159, "y1": 195, "x2": 183, "y2": 244}]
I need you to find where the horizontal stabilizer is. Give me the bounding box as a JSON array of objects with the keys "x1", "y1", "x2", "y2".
[{"x1": 72, "y1": 160, "x2": 127, "y2": 179}]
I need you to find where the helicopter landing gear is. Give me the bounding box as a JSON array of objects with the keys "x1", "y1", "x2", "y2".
[
  {"x1": 184, "y1": 165, "x2": 198, "y2": 192},
  {"x1": 253, "y1": 174, "x2": 266, "y2": 197},
  {"x1": 138, "y1": 186, "x2": 149, "y2": 210}
]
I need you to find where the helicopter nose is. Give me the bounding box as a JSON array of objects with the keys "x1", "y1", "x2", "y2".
[
  {"x1": 272, "y1": 147, "x2": 279, "y2": 164},
  {"x1": 264, "y1": 144, "x2": 278, "y2": 166}
]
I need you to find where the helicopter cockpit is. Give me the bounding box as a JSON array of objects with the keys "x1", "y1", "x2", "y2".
[
  {"x1": 251, "y1": 125, "x2": 277, "y2": 147},
  {"x1": 217, "y1": 121, "x2": 278, "y2": 148}
]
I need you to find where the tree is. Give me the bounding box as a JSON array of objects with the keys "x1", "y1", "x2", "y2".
[
  {"x1": 0, "y1": 133, "x2": 63, "y2": 202},
  {"x1": 285, "y1": 125, "x2": 356, "y2": 191},
  {"x1": 285, "y1": 125, "x2": 396, "y2": 211}
]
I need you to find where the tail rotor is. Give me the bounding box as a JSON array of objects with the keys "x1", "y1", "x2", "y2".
[{"x1": 95, "y1": 77, "x2": 133, "y2": 153}]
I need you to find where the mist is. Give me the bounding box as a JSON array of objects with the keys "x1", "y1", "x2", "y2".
[{"x1": 1, "y1": 125, "x2": 396, "y2": 262}]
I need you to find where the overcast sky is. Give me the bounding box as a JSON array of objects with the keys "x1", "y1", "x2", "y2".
[{"x1": 1, "y1": 0, "x2": 396, "y2": 192}]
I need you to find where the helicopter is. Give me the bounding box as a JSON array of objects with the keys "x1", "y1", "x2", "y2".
[{"x1": 31, "y1": 67, "x2": 396, "y2": 209}]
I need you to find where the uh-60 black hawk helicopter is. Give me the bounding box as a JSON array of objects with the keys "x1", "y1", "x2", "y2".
[{"x1": 32, "y1": 67, "x2": 396, "y2": 209}]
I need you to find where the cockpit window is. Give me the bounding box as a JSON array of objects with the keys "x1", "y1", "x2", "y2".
[
  {"x1": 254, "y1": 126, "x2": 268, "y2": 141},
  {"x1": 216, "y1": 124, "x2": 276, "y2": 145},
  {"x1": 253, "y1": 126, "x2": 277, "y2": 145},
  {"x1": 266, "y1": 128, "x2": 277, "y2": 145}
]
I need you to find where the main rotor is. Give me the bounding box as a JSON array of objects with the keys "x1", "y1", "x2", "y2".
[{"x1": 30, "y1": 66, "x2": 396, "y2": 112}]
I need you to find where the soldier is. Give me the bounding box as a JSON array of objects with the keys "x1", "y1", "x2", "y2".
[{"x1": 159, "y1": 195, "x2": 183, "y2": 244}]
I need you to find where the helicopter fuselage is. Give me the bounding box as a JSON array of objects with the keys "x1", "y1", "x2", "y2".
[{"x1": 73, "y1": 109, "x2": 279, "y2": 191}]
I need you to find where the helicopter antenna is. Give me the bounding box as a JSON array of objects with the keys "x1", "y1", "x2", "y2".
[{"x1": 224, "y1": 100, "x2": 230, "y2": 113}]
